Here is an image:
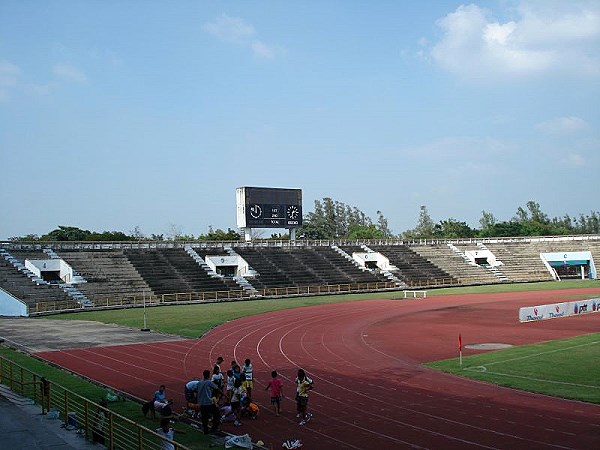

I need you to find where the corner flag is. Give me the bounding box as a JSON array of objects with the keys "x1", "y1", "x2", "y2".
[{"x1": 458, "y1": 333, "x2": 463, "y2": 367}]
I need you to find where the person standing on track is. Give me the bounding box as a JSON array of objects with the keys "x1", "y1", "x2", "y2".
[
  {"x1": 196, "y1": 369, "x2": 223, "y2": 434},
  {"x1": 265, "y1": 370, "x2": 284, "y2": 416},
  {"x1": 295, "y1": 368, "x2": 313, "y2": 425},
  {"x1": 211, "y1": 365, "x2": 224, "y2": 404},
  {"x1": 230, "y1": 375, "x2": 245, "y2": 427},
  {"x1": 226, "y1": 369, "x2": 235, "y2": 403},
  {"x1": 242, "y1": 358, "x2": 254, "y2": 400}
]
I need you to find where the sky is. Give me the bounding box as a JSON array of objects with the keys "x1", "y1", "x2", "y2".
[{"x1": 0, "y1": 0, "x2": 599, "y2": 239}]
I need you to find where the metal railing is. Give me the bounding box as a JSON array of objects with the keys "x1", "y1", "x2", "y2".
[
  {"x1": 27, "y1": 278, "x2": 476, "y2": 314},
  {"x1": 3, "y1": 233, "x2": 599, "y2": 251},
  {"x1": 0, "y1": 356, "x2": 189, "y2": 450}
]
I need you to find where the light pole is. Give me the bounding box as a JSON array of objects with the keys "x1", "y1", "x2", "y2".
[{"x1": 141, "y1": 290, "x2": 150, "y2": 332}]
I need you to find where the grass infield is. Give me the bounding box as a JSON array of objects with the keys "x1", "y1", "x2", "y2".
[{"x1": 426, "y1": 333, "x2": 600, "y2": 404}]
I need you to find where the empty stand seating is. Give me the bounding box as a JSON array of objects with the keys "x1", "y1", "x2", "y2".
[
  {"x1": 2, "y1": 236, "x2": 598, "y2": 315},
  {"x1": 55, "y1": 249, "x2": 154, "y2": 300},
  {"x1": 0, "y1": 250, "x2": 78, "y2": 309},
  {"x1": 369, "y1": 244, "x2": 456, "y2": 286},
  {"x1": 124, "y1": 248, "x2": 237, "y2": 295},
  {"x1": 411, "y1": 244, "x2": 502, "y2": 285},
  {"x1": 234, "y1": 246, "x2": 387, "y2": 290}
]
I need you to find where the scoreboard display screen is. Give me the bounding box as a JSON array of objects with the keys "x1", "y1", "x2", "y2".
[{"x1": 236, "y1": 187, "x2": 302, "y2": 228}]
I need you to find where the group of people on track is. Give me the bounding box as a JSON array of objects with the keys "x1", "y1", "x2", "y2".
[{"x1": 145, "y1": 355, "x2": 315, "y2": 438}]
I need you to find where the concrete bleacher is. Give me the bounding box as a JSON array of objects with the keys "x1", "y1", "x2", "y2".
[
  {"x1": 0, "y1": 252, "x2": 77, "y2": 308},
  {"x1": 2, "y1": 236, "x2": 598, "y2": 315},
  {"x1": 55, "y1": 249, "x2": 154, "y2": 301},
  {"x1": 484, "y1": 239, "x2": 600, "y2": 282},
  {"x1": 234, "y1": 247, "x2": 318, "y2": 289},
  {"x1": 369, "y1": 244, "x2": 457, "y2": 286},
  {"x1": 478, "y1": 242, "x2": 551, "y2": 282},
  {"x1": 310, "y1": 246, "x2": 389, "y2": 283},
  {"x1": 234, "y1": 246, "x2": 387, "y2": 290},
  {"x1": 412, "y1": 244, "x2": 503, "y2": 285},
  {"x1": 124, "y1": 248, "x2": 237, "y2": 295}
]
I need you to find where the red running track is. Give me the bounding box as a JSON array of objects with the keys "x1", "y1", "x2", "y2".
[{"x1": 37, "y1": 289, "x2": 600, "y2": 449}]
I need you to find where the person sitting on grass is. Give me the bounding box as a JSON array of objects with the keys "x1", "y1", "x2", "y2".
[{"x1": 156, "y1": 417, "x2": 185, "y2": 450}]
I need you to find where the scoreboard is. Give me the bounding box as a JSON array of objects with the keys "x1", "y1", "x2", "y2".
[{"x1": 236, "y1": 187, "x2": 303, "y2": 229}]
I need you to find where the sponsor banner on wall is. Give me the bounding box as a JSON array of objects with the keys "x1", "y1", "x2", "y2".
[
  {"x1": 571, "y1": 297, "x2": 600, "y2": 315},
  {"x1": 519, "y1": 302, "x2": 569, "y2": 322},
  {"x1": 519, "y1": 298, "x2": 600, "y2": 323}
]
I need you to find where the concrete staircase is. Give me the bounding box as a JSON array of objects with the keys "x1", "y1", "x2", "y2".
[
  {"x1": 223, "y1": 246, "x2": 260, "y2": 296},
  {"x1": 41, "y1": 248, "x2": 92, "y2": 306},
  {"x1": 359, "y1": 244, "x2": 406, "y2": 287}
]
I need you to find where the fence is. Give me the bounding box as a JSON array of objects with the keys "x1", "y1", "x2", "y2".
[
  {"x1": 27, "y1": 278, "x2": 472, "y2": 314},
  {"x1": 0, "y1": 356, "x2": 190, "y2": 450}
]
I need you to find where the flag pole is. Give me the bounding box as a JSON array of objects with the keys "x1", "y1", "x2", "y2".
[{"x1": 458, "y1": 333, "x2": 463, "y2": 367}]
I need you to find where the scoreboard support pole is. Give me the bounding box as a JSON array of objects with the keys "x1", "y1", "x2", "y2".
[
  {"x1": 290, "y1": 228, "x2": 296, "y2": 241},
  {"x1": 243, "y1": 228, "x2": 252, "y2": 242}
]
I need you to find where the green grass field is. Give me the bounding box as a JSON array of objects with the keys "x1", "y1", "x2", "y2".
[{"x1": 426, "y1": 333, "x2": 600, "y2": 404}]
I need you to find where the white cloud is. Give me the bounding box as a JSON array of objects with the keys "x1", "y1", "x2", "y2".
[
  {"x1": 0, "y1": 60, "x2": 21, "y2": 100},
  {"x1": 202, "y1": 14, "x2": 256, "y2": 43},
  {"x1": 402, "y1": 136, "x2": 515, "y2": 160},
  {"x1": 53, "y1": 62, "x2": 87, "y2": 83},
  {"x1": 203, "y1": 14, "x2": 281, "y2": 59},
  {"x1": 251, "y1": 40, "x2": 275, "y2": 59},
  {"x1": 561, "y1": 153, "x2": 586, "y2": 167},
  {"x1": 535, "y1": 116, "x2": 588, "y2": 135},
  {"x1": 430, "y1": 1, "x2": 600, "y2": 80}
]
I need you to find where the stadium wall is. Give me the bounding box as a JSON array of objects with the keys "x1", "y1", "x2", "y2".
[{"x1": 0, "y1": 288, "x2": 27, "y2": 316}]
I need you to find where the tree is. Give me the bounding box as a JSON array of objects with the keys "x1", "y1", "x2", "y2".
[
  {"x1": 8, "y1": 233, "x2": 39, "y2": 241},
  {"x1": 347, "y1": 224, "x2": 385, "y2": 239},
  {"x1": 433, "y1": 219, "x2": 476, "y2": 238},
  {"x1": 130, "y1": 226, "x2": 146, "y2": 240},
  {"x1": 38, "y1": 226, "x2": 137, "y2": 241},
  {"x1": 376, "y1": 210, "x2": 393, "y2": 238},
  {"x1": 166, "y1": 223, "x2": 184, "y2": 241},
  {"x1": 479, "y1": 221, "x2": 524, "y2": 237},
  {"x1": 526, "y1": 201, "x2": 548, "y2": 224},
  {"x1": 42, "y1": 226, "x2": 91, "y2": 241},
  {"x1": 403, "y1": 205, "x2": 435, "y2": 239},
  {"x1": 198, "y1": 227, "x2": 241, "y2": 241},
  {"x1": 296, "y1": 197, "x2": 387, "y2": 239},
  {"x1": 479, "y1": 210, "x2": 496, "y2": 231}
]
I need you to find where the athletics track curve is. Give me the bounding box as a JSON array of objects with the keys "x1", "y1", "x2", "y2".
[{"x1": 36, "y1": 289, "x2": 600, "y2": 449}]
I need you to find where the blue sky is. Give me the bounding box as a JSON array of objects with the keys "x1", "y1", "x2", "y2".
[{"x1": 1, "y1": 1, "x2": 598, "y2": 239}]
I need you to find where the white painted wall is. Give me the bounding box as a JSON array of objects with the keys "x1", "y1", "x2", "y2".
[
  {"x1": 352, "y1": 252, "x2": 390, "y2": 270},
  {"x1": 0, "y1": 288, "x2": 27, "y2": 316},
  {"x1": 465, "y1": 250, "x2": 502, "y2": 267},
  {"x1": 206, "y1": 255, "x2": 249, "y2": 276},
  {"x1": 25, "y1": 259, "x2": 74, "y2": 282}
]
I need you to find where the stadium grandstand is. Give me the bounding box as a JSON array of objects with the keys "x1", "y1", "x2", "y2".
[{"x1": 1, "y1": 235, "x2": 598, "y2": 317}]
